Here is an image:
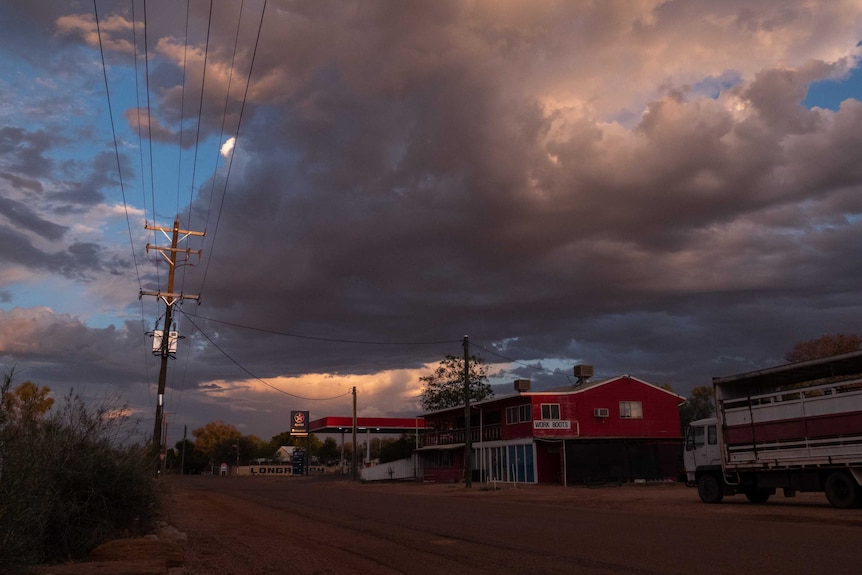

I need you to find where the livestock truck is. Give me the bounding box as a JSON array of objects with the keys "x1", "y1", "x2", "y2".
[{"x1": 684, "y1": 350, "x2": 862, "y2": 508}]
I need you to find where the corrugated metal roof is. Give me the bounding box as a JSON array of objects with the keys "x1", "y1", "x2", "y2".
[{"x1": 713, "y1": 349, "x2": 862, "y2": 389}]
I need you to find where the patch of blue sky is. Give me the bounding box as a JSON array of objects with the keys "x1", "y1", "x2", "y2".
[
  {"x1": 486, "y1": 355, "x2": 578, "y2": 388},
  {"x1": 144, "y1": 136, "x2": 223, "y2": 221},
  {"x1": 804, "y1": 62, "x2": 862, "y2": 111},
  {"x1": 607, "y1": 71, "x2": 743, "y2": 127},
  {"x1": 689, "y1": 71, "x2": 743, "y2": 100},
  {"x1": 0, "y1": 60, "x2": 59, "y2": 122},
  {"x1": 0, "y1": 281, "x2": 119, "y2": 327}
]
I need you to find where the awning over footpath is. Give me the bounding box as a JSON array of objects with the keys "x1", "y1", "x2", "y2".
[
  {"x1": 309, "y1": 416, "x2": 426, "y2": 434},
  {"x1": 415, "y1": 443, "x2": 465, "y2": 451}
]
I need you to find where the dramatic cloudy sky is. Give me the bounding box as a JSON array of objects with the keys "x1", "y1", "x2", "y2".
[{"x1": 2, "y1": 0, "x2": 862, "y2": 445}]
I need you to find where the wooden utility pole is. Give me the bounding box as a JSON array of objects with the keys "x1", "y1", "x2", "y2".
[
  {"x1": 141, "y1": 218, "x2": 204, "y2": 472},
  {"x1": 351, "y1": 386, "x2": 358, "y2": 481},
  {"x1": 463, "y1": 335, "x2": 472, "y2": 488}
]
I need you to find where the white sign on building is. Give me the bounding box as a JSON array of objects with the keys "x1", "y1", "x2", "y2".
[{"x1": 534, "y1": 420, "x2": 571, "y2": 430}]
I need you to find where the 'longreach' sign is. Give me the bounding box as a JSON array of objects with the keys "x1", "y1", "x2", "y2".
[
  {"x1": 247, "y1": 465, "x2": 293, "y2": 475},
  {"x1": 236, "y1": 464, "x2": 293, "y2": 477}
]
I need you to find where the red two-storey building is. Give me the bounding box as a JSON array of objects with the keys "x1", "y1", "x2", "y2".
[{"x1": 418, "y1": 375, "x2": 685, "y2": 485}]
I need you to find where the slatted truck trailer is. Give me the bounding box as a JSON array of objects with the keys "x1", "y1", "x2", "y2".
[{"x1": 684, "y1": 350, "x2": 862, "y2": 508}]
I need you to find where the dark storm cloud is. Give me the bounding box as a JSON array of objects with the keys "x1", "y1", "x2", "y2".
[
  {"x1": 4, "y1": 1, "x2": 862, "y2": 442},
  {"x1": 0, "y1": 194, "x2": 66, "y2": 241},
  {"x1": 170, "y1": 1, "x2": 862, "y2": 396},
  {"x1": 0, "y1": 226, "x2": 110, "y2": 280}
]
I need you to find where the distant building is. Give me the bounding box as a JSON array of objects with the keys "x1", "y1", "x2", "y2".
[
  {"x1": 275, "y1": 445, "x2": 298, "y2": 462},
  {"x1": 417, "y1": 374, "x2": 685, "y2": 485}
]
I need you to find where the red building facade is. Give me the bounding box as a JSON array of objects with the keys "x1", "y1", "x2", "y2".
[{"x1": 418, "y1": 375, "x2": 685, "y2": 485}]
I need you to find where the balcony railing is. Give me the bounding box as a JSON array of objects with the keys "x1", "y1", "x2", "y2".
[{"x1": 420, "y1": 424, "x2": 501, "y2": 448}]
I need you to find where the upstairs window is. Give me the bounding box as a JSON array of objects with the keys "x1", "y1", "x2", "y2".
[
  {"x1": 507, "y1": 404, "x2": 533, "y2": 424},
  {"x1": 619, "y1": 401, "x2": 643, "y2": 419},
  {"x1": 506, "y1": 406, "x2": 518, "y2": 424},
  {"x1": 540, "y1": 403, "x2": 561, "y2": 420}
]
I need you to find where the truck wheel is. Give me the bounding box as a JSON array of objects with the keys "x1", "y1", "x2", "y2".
[
  {"x1": 825, "y1": 472, "x2": 860, "y2": 509},
  {"x1": 697, "y1": 473, "x2": 723, "y2": 504},
  {"x1": 744, "y1": 489, "x2": 770, "y2": 504}
]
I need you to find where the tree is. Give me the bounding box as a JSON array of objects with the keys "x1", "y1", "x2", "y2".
[
  {"x1": 4, "y1": 381, "x2": 54, "y2": 427},
  {"x1": 237, "y1": 434, "x2": 266, "y2": 465},
  {"x1": 167, "y1": 438, "x2": 209, "y2": 475},
  {"x1": 379, "y1": 433, "x2": 416, "y2": 463},
  {"x1": 785, "y1": 333, "x2": 861, "y2": 363},
  {"x1": 319, "y1": 437, "x2": 340, "y2": 466},
  {"x1": 420, "y1": 354, "x2": 493, "y2": 412},
  {"x1": 192, "y1": 420, "x2": 241, "y2": 467},
  {"x1": 679, "y1": 385, "x2": 715, "y2": 433}
]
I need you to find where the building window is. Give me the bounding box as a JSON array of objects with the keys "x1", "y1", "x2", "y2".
[
  {"x1": 506, "y1": 406, "x2": 518, "y2": 424},
  {"x1": 507, "y1": 404, "x2": 533, "y2": 424},
  {"x1": 540, "y1": 403, "x2": 560, "y2": 420},
  {"x1": 619, "y1": 401, "x2": 643, "y2": 419}
]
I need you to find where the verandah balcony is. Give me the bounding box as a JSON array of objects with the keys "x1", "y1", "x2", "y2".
[{"x1": 419, "y1": 423, "x2": 501, "y2": 448}]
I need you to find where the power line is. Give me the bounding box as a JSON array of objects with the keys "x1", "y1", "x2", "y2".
[
  {"x1": 186, "y1": 0, "x2": 215, "y2": 229},
  {"x1": 472, "y1": 341, "x2": 576, "y2": 383},
  {"x1": 93, "y1": 0, "x2": 143, "y2": 295},
  {"x1": 175, "y1": 0, "x2": 191, "y2": 218},
  {"x1": 189, "y1": 314, "x2": 461, "y2": 346},
  {"x1": 94, "y1": 0, "x2": 155, "y2": 406},
  {"x1": 142, "y1": 0, "x2": 157, "y2": 225},
  {"x1": 202, "y1": 0, "x2": 246, "y2": 234},
  {"x1": 131, "y1": 0, "x2": 148, "y2": 227},
  {"x1": 197, "y1": 0, "x2": 268, "y2": 299},
  {"x1": 179, "y1": 310, "x2": 353, "y2": 401}
]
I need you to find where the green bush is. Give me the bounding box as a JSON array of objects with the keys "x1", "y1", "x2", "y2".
[{"x1": 0, "y1": 381, "x2": 161, "y2": 572}]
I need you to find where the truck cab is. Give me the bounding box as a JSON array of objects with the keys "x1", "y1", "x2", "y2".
[
  {"x1": 683, "y1": 417, "x2": 720, "y2": 486},
  {"x1": 684, "y1": 416, "x2": 774, "y2": 504}
]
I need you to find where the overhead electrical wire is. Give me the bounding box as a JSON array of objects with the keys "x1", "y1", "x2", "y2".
[
  {"x1": 174, "y1": 0, "x2": 191, "y2": 218},
  {"x1": 185, "y1": 0, "x2": 215, "y2": 230},
  {"x1": 93, "y1": 0, "x2": 153, "y2": 393},
  {"x1": 131, "y1": 1, "x2": 148, "y2": 228},
  {"x1": 142, "y1": 0, "x2": 157, "y2": 226},
  {"x1": 471, "y1": 341, "x2": 579, "y2": 384},
  {"x1": 201, "y1": 0, "x2": 246, "y2": 236},
  {"x1": 196, "y1": 0, "x2": 268, "y2": 299},
  {"x1": 179, "y1": 310, "x2": 353, "y2": 401},
  {"x1": 93, "y1": 0, "x2": 144, "y2": 297},
  {"x1": 190, "y1": 314, "x2": 461, "y2": 346},
  {"x1": 175, "y1": 0, "x2": 247, "y2": 415}
]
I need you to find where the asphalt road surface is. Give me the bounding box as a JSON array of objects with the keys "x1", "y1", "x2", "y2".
[{"x1": 164, "y1": 475, "x2": 862, "y2": 575}]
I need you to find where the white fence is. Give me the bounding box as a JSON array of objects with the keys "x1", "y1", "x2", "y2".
[{"x1": 359, "y1": 455, "x2": 421, "y2": 481}]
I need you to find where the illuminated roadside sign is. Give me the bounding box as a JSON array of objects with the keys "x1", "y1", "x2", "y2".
[{"x1": 290, "y1": 410, "x2": 310, "y2": 436}]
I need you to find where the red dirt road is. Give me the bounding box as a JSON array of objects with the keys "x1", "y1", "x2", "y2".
[{"x1": 164, "y1": 476, "x2": 862, "y2": 575}]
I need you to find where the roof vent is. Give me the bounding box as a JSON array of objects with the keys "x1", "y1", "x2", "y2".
[
  {"x1": 514, "y1": 379, "x2": 531, "y2": 392},
  {"x1": 574, "y1": 364, "x2": 593, "y2": 385}
]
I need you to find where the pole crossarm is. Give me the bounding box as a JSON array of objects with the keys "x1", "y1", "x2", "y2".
[
  {"x1": 140, "y1": 290, "x2": 201, "y2": 307},
  {"x1": 146, "y1": 222, "x2": 206, "y2": 239},
  {"x1": 145, "y1": 244, "x2": 203, "y2": 266}
]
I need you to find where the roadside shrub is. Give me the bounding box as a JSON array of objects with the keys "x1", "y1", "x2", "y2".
[{"x1": 0, "y1": 383, "x2": 161, "y2": 572}]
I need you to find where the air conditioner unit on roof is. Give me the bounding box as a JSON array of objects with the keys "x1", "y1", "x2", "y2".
[{"x1": 593, "y1": 407, "x2": 609, "y2": 418}]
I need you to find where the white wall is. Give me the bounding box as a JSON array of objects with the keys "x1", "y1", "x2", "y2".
[{"x1": 359, "y1": 454, "x2": 422, "y2": 481}]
